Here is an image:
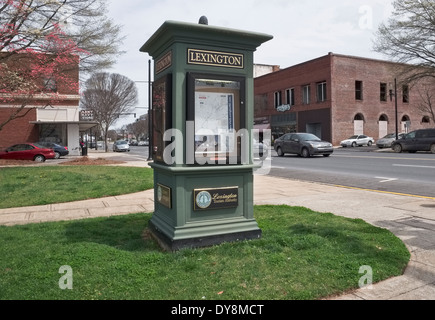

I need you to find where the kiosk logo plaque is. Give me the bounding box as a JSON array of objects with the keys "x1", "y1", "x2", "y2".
[{"x1": 194, "y1": 187, "x2": 239, "y2": 211}]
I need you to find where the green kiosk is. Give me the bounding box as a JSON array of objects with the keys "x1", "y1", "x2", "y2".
[{"x1": 140, "y1": 18, "x2": 272, "y2": 251}]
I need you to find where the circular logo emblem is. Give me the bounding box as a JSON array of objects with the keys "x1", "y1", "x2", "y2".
[{"x1": 196, "y1": 191, "x2": 212, "y2": 209}]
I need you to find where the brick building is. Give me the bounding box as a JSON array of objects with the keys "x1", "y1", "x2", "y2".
[
  {"x1": 0, "y1": 53, "x2": 97, "y2": 155},
  {"x1": 254, "y1": 53, "x2": 434, "y2": 146}
]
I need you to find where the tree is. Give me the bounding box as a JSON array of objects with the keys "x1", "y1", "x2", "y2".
[
  {"x1": 81, "y1": 72, "x2": 138, "y2": 152},
  {"x1": 373, "y1": 0, "x2": 435, "y2": 83},
  {"x1": 0, "y1": 0, "x2": 124, "y2": 76},
  {"x1": 126, "y1": 115, "x2": 149, "y2": 141},
  {"x1": 0, "y1": 25, "x2": 84, "y2": 132},
  {"x1": 417, "y1": 79, "x2": 435, "y2": 123},
  {"x1": 0, "y1": 0, "x2": 124, "y2": 132}
]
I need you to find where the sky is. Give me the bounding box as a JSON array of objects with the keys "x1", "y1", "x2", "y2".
[{"x1": 106, "y1": 0, "x2": 395, "y2": 128}]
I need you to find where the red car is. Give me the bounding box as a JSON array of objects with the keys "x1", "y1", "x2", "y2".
[{"x1": 0, "y1": 143, "x2": 56, "y2": 162}]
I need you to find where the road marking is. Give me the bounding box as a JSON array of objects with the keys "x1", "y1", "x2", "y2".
[
  {"x1": 333, "y1": 185, "x2": 435, "y2": 200},
  {"x1": 393, "y1": 164, "x2": 435, "y2": 169},
  {"x1": 375, "y1": 177, "x2": 398, "y2": 183},
  {"x1": 334, "y1": 154, "x2": 435, "y2": 162}
]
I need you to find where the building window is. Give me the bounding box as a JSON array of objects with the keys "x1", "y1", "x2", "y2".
[
  {"x1": 43, "y1": 77, "x2": 57, "y2": 92},
  {"x1": 380, "y1": 83, "x2": 387, "y2": 102},
  {"x1": 302, "y1": 85, "x2": 310, "y2": 104},
  {"x1": 316, "y1": 82, "x2": 327, "y2": 102},
  {"x1": 285, "y1": 88, "x2": 295, "y2": 106},
  {"x1": 355, "y1": 81, "x2": 363, "y2": 100},
  {"x1": 402, "y1": 85, "x2": 409, "y2": 103},
  {"x1": 274, "y1": 91, "x2": 282, "y2": 108},
  {"x1": 422, "y1": 116, "x2": 430, "y2": 124}
]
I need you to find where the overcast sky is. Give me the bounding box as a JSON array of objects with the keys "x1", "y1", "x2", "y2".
[{"x1": 106, "y1": 0, "x2": 395, "y2": 127}]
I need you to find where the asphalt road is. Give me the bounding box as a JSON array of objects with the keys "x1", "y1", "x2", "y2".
[
  {"x1": 78, "y1": 144, "x2": 435, "y2": 198},
  {"x1": 268, "y1": 147, "x2": 435, "y2": 198}
]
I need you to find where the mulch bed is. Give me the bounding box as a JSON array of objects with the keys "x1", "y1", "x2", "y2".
[{"x1": 0, "y1": 156, "x2": 125, "y2": 167}]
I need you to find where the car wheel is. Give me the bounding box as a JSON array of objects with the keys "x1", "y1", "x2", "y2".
[
  {"x1": 34, "y1": 155, "x2": 46, "y2": 162},
  {"x1": 301, "y1": 148, "x2": 310, "y2": 158},
  {"x1": 54, "y1": 152, "x2": 61, "y2": 159},
  {"x1": 393, "y1": 144, "x2": 403, "y2": 153},
  {"x1": 351, "y1": 142, "x2": 357, "y2": 147},
  {"x1": 276, "y1": 147, "x2": 284, "y2": 157},
  {"x1": 367, "y1": 141, "x2": 372, "y2": 146},
  {"x1": 431, "y1": 144, "x2": 435, "y2": 154}
]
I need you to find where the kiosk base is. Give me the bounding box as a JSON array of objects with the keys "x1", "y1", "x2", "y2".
[{"x1": 148, "y1": 219, "x2": 262, "y2": 252}]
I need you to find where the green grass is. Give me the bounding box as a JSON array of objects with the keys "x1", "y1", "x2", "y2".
[
  {"x1": 0, "y1": 205, "x2": 410, "y2": 300},
  {"x1": 0, "y1": 166, "x2": 154, "y2": 209}
]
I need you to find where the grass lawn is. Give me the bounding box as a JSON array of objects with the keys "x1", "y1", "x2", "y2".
[
  {"x1": 0, "y1": 166, "x2": 154, "y2": 209},
  {"x1": 0, "y1": 205, "x2": 410, "y2": 300}
]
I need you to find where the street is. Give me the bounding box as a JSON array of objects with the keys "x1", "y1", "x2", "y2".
[
  {"x1": 269, "y1": 147, "x2": 435, "y2": 198},
  {"x1": 68, "y1": 144, "x2": 435, "y2": 199}
]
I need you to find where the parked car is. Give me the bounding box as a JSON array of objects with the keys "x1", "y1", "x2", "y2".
[
  {"x1": 376, "y1": 133, "x2": 406, "y2": 149},
  {"x1": 391, "y1": 128, "x2": 435, "y2": 153},
  {"x1": 340, "y1": 135, "x2": 374, "y2": 147},
  {"x1": 37, "y1": 142, "x2": 69, "y2": 159},
  {"x1": 0, "y1": 143, "x2": 56, "y2": 162},
  {"x1": 138, "y1": 141, "x2": 148, "y2": 146},
  {"x1": 274, "y1": 133, "x2": 333, "y2": 158},
  {"x1": 113, "y1": 140, "x2": 130, "y2": 152}
]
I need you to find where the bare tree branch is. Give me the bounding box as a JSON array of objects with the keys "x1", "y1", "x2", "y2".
[{"x1": 80, "y1": 72, "x2": 138, "y2": 152}]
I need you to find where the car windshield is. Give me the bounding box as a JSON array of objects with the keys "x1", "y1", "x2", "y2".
[
  {"x1": 298, "y1": 133, "x2": 321, "y2": 141},
  {"x1": 117, "y1": 141, "x2": 127, "y2": 145},
  {"x1": 33, "y1": 143, "x2": 47, "y2": 149},
  {"x1": 382, "y1": 133, "x2": 396, "y2": 139}
]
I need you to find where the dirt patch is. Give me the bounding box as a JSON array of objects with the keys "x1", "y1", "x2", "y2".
[
  {"x1": 0, "y1": 159, "x2": 36, "y2": 166},
  {"x1": 59, "y1": 156, "x2": 125, "y2": 166},
  {"x1": 0, "y1": 156, "x2": 125, "y2": 167}
]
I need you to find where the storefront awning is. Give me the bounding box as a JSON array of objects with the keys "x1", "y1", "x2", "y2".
[
  {"x1": 30, "y1": 121, "x2": 99, "y2": 132},
  {"x1": 253, "y1": 123, "x2": 271, "y2": 130}
]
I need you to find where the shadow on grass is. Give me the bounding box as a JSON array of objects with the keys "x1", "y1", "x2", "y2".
[{"x1": 64, "y1": 213, "x2": 160, "y2": 252}]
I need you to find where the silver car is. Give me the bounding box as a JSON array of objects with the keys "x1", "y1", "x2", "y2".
[
  {"x1": 113, "y1": 140, "x2": 130, "y2": 152},
  {"x1": 340, "y1": 135, "x2": 374, "y2": 147},
  {"x1": 376, "y1": 133, "x2": 405, "y2": 149},
  {"x1": 274, "y1": 133, "x2": 333, "y2": 158}
]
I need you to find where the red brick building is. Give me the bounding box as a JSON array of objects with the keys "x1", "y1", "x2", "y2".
[
  {"x1": 0, "y1": 53, "x2": 97, "y2": 155},
  {"x1": 254, "y1": 53, "x2": 434, "y2": 145}
]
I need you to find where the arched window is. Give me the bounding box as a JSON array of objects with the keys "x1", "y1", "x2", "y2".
[
  {"x1": 422, "y1": 116, "x2": 430, "y2": 123},
  {"x1": 379, "y1": 114, "x2": 388, "y2": 122},
  {"x1": 354, "y1": 113, "x2": 364, "y2": 121}
]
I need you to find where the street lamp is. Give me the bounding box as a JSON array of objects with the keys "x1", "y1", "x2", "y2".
[
  {"x1": 389, "y1": 78, "x2": 399, "y2": 140},
  {"x1": 134, "y1": 59, "x2": 153, "y2": 161}
]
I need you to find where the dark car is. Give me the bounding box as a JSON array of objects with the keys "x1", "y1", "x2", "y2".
[
  {"x1": 0, "y1": 143, "x2": 56, "y2": 162},
  {"x1": 274, "y1": 133, "x2": 334, "y2": 158},
  {"x1": 38, "y1": 142, "x2": 69, "y2": 159},
  {"x1": 391, "y1": 128, "x2": 435, "y2": 153}
]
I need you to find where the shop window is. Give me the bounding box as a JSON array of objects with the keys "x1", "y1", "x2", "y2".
[
  {"x1": 380, "y1": 83, "x2": 387, "y2": 102},
  {"x1": 274, "y1": 91, "x2": 282, "y2": 108},
  {"x1": 355, "y1": 81, "x2": 363, "y2": 100},
  {"x1": 43, "y1": 77, "x2": 57, "y2": 92},
  {"x1": 402, "y1": 85, "x2": 409, "y2": 103},
  {"x1": 302, "y1": 85, "x2": 310, "y2": 104},
  {"x1": 285, "y1": 88, "x2": 295, "y2": 106},
  {"x1": 316, "y1": 82, "x2": 327, "y2": 102}
]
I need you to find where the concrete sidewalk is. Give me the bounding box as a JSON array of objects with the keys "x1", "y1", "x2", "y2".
[{"x1": 1, "y1": 152, "x2": 435, "y2": 299}]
